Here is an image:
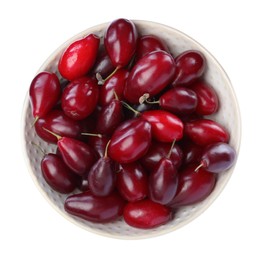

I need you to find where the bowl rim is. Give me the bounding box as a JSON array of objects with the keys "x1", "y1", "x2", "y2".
[{"x1": 21, "y1": 19, "x2": 242, "y2": 239}]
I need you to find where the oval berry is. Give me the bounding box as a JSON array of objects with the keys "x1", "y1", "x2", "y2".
[
  {"x1": 116, "y1": 162, "x2": 148, "y2": 202},
  {"x1": 58, "y1": 34, "x2": 100, "y2": 81},
  {"x1": 108, "y1": 118, "x2": 152, "y2": 164},
  {"x1": 104, "y1": 18, "x2": 138, "y2": 67},
  {"x1": 88, "y1": 157, "x2": 116, "y2": 197},
  {"x1": 169, "y1": 164, "x2": 216, "y2": 207},
  {"x1": 29, "y1": 71, "x2": 61, "y2": 119},
  {"x1": 41, "y1": 153, "x2": 76, "y2": 193},
  {"x1": 190, "y1": 81, "x2": 219, "y2": 115},
  {"x1": 149, "y1": 158, "x2": 178, "y2": 205},
  {"x1": 124, "y1": 50, "x2": 176, "y2": 104},
  {"x1": 123, "y1": 199, "x2": 172, "y2": 229},
  {"x1": 159, "y1": 86, "x2": 198, "y2": 115},
  {"x1": 184, "y1": 119, "x2": 229, "y2": 146},
  {"x1": 64, "y1": 191, "x2": 125, "y2": 223},
  {"x1": 99, "y1": 69, "x2": 129, "y2": 106},
  {"x1": 200, "y1": 142, "x2": 236, "y2": 173},
  {"x1": 34, "y1": 109, "x2": 81, "y2": 144},
  {"x1": 61, "y1": 77, "x2": 99, "y2": 120},
  {"x1": 135, "y1": 35, "x2": 169, "y2": 61},
  {"x1": 172, "y1": 50, "x2": 206, "y2": 86},
  {"x1": 142, "y1": 110, "x2": 184, "y2": 142}
]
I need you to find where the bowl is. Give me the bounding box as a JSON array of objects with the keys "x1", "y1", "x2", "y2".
[{"x1": 22, "y1": 20, "x2": 241, "y2": 239}]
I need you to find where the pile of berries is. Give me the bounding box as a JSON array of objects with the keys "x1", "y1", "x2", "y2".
[{"x1": 29, "y1": 18, "x2": 236, "y2": 229}]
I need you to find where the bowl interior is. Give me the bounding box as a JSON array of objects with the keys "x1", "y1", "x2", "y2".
[{"x1": 22, "y1": 20, "x2": 241, "y2": 239}]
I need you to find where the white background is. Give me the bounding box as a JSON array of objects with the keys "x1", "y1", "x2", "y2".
[{"x1": 0, "y1": 0, "x2": 263, "y2": 259}]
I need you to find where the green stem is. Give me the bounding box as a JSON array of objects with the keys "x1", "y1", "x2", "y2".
[
  {"x1": 96, "y1": 66, "x2": 120, "y2": 85},
  {"x1": 121, "y1": 101, "x2": 141, "y2": 117},
  {"x1": 31, "y1": 142, "x2": 46, "y2": 155}
]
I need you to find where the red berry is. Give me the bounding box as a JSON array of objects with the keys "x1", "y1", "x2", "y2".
[
  {"x1": 190, "y1": 81, "x2": 219, "y2": 115},
  {"x1": 159, "y1": 86, "x2": 198, "y2": 115},
  {"x1": 149, "y1": 158, "x2": 178, "y2": 205},
  {"x1": 169, "y1": 164, "x2": 216, "y2": 207},
  {"x1": 184, "y1": 119, "x2": 229, "y2": 146},
  {"x1": 58, "y1": 34, "x2": 100, "y2": 81},
  {"x1": 64, "y1": 191, "x2": 125, "y2": 223},
  {"x1": 61, "y1": 77, "x2": 99, "y2": 120},
  {"x1": 41, "y1": 153, "x2": 76, "y2": 193},
  {"x1": 104, "y1": 18, "x2": 138, "y2": 68},
  {"x1": 116, "y1": 163, "x2": 148, "y2": 202},
  {"x1": 135, "y1": 35, "x2": 169, "y2": 61},
  {"x1": 34, "y1": 109, "x2": 81, "y2": 144},
  {"x1": 142, "y1": 110, "x2": 184, "y2": 142},
  {"x1": 108, "y1": 118, "x2": 152, "y2": 164},
  {"x1": 29, "y1": 71, "x2": 61, "y2": 120},
  {"x1": 172, "y1": 50, "x2": 206, "y2": 86},
  {"x1": 124, "y1": 50, "x2": 175, "y2": 104},
  {"x1": 123, "y1": 199, "x2": 172, "y2": 229}
]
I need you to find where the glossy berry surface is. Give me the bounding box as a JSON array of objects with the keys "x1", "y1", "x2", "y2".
[
  {"x1": 185, "y1": 119, "x2": 229, "y2": 146},
  {"x1": 149, "y1": 158, "x2": 178, "y2": 205},
  {"x1": 172, "y1": 50, "x2": 206, "y2": 86},
  {"x1": 141, "y1": 141, "x2": 183, "y2": 172},
  {"x1": 87, "y1": 135, "x2": 109, "y2": 158},
  {"x1": 41, "y1": 153, "x2": 77, "y2": 193},
  {"x1": 123, "y1": 199, "x2": 172, "y2": 229},
  {"x1": 135, "y1": 35, "x2": 169, "y2": 61},
  {"x1": 34, "y1": 109, "x2": 81, "y2": 143},
  {"x1": 108, "y1": 118, "x2": 152, "y2": 163},
  {"x1": 99, "y1": 69, "x2": 129, "y2": 106},
  {"x1": 64, "y1": 191, "x2": 125, "y2": 223},
  {"x1": 29, "y1": 71, "x2": 61, "y2": 119},
  {"x1": 191, "y1": 81, "x2": 219, "y2": 115},
  {"x1": 28, "y1": 19, "x2": 238, "y2": 230},
  {"x1": 200, "y1": 142, "x2": 236, "y2": 173},
  {"x1": 91, "y1": 47, "x2": 115, "y2": 78},
  {"x1": 116, "y1": 163, "x2": 148, "y2": 202},
  {"x1": 61, "y1": 77, "x2": 99, "y2": 120},
  {"x1": 142, "y1": 110, "x2": 184, "y2": 142},
  {"x1": 104, "y1": 18, "x2": 138, "y2": 67},
  {"x1": 57, "y1": 137, "x2": 96, "y2": 175},
  {"x1": 124, "y1": 50, "x2": 175, "y2": 103},
  {"x1": 96, "y1": 99, "x2": 123, "y2": 136},
  {"x1": 169, "y1": 164, "x2": 216, "y2": 207},
  {"x1": 88, "y1": 157, "x2": 116, "y2": 196},
  {"x1": 159, "y1": 86, "x2": 198, "y2": 115},
  {"x1": 58, "y1": 34, "x2": 100, "y2": 81}
]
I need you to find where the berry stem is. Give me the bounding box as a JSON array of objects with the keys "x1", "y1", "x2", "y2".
[
  {"x1": 31, "y1": 142, "x2": 46, "y2": 155},
  {"x1": 121, "y1": 101, "x2": 141, "y2": 117},
  {"x1": 194, "y1": 163, "x2": 204, "y2": 172},
  {"x1": 81, "y1": 132, "x2": 103, "y2": 138},
  {"x1": 42, "y1": 127, "x2": 62, "y2": 140},
  {"x1": 139, "y1": 93, "x2": 159, "y2": 105},
  {"x1": 31, "y1": 116, "x2": 39, "y2": 127},
  {"x1": 104, "y1": 140, "x2": 111, "y2": 158},
  {"x1": 113, "y1": 90, "x2": 119, "y2": 101},
  {"x1": 96, "y1": 66, "x2": 120, "y2": 85},
  {"x1": 167, "y1": 139, "x2": 176, "y2": 159}
]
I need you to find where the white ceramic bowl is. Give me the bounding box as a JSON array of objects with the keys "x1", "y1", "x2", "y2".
[{"x1": 22, "y1": 20, "x2": 241, "y2": 239}]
